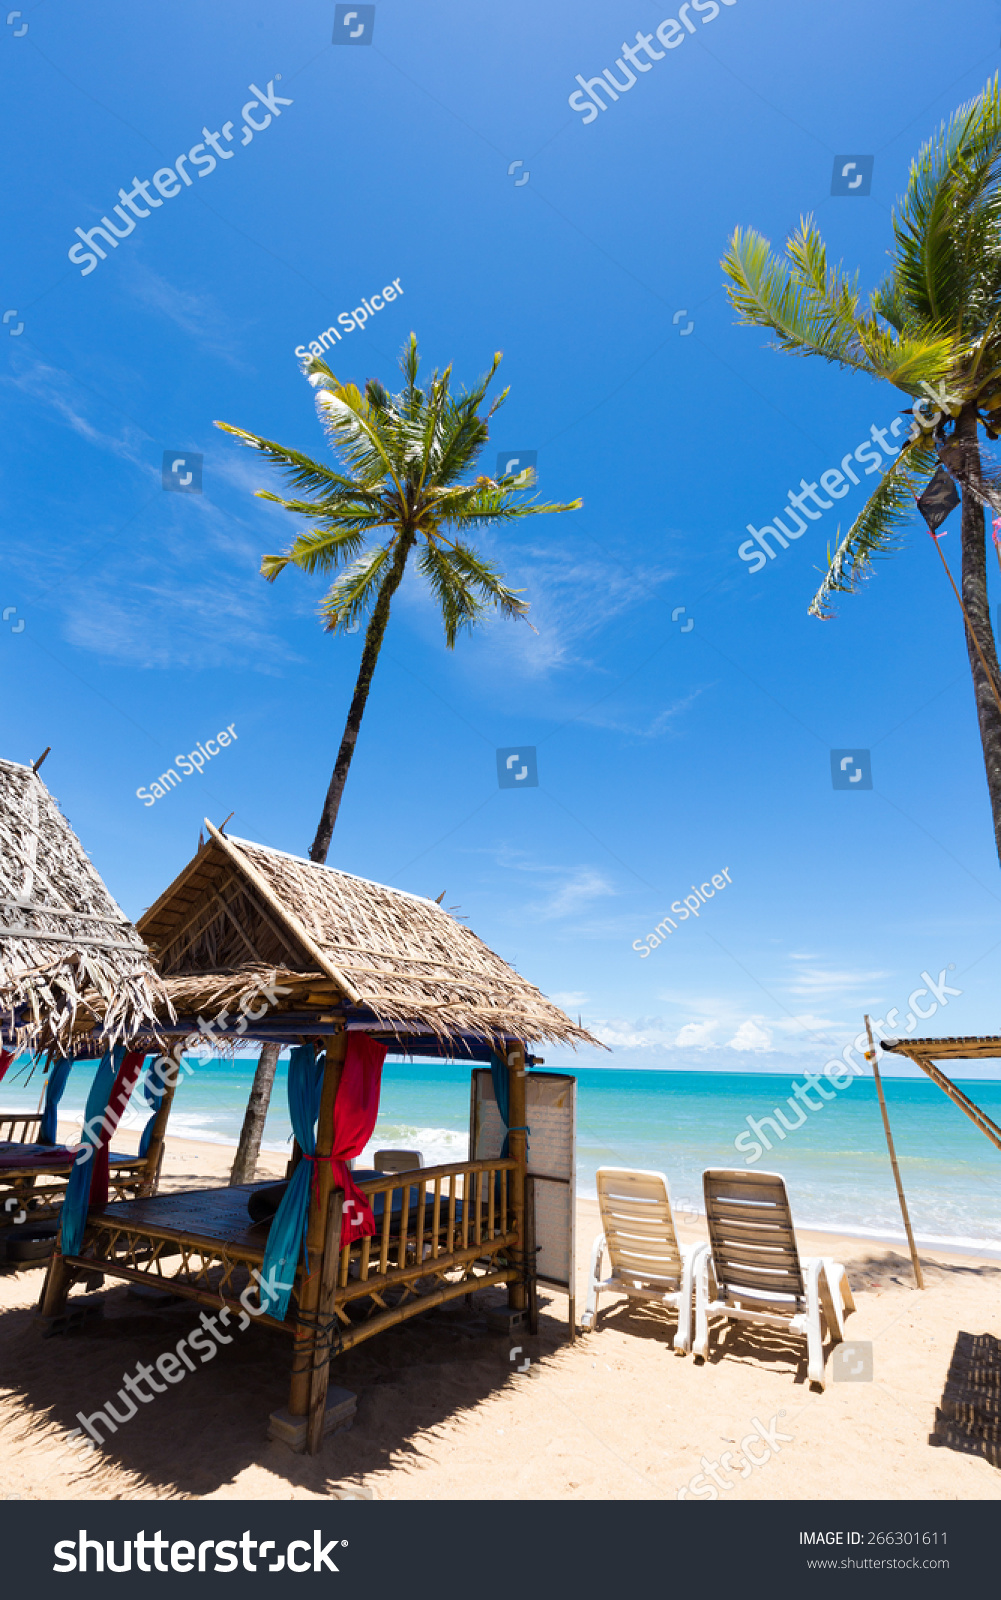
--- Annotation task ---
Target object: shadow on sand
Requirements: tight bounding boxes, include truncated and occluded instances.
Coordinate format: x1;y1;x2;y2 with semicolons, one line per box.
0;1265;573;1499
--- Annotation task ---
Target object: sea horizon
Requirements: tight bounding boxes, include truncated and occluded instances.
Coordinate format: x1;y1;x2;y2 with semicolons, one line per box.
4;1056;1000;1255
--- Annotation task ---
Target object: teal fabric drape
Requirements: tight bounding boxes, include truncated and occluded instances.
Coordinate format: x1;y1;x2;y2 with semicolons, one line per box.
259;1044;322;1322
138;1056;167;1159
59;1047;124;1257
39;1054;75;1144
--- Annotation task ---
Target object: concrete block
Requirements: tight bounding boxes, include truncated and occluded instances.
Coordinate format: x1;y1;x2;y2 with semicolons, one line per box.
268;1386;357;1452
36;1301;105;1338
486;1305;528;1334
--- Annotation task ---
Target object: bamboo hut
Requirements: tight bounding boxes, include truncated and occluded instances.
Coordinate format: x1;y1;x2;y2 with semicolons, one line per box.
39;820;601;1452
0;756;171;1247
0;755;166;1055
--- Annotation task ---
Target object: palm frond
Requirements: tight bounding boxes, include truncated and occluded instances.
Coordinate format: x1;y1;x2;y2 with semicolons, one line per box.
417;543;486;647
891;75;1001;333
318;544;398;632
723;220;954;389
260;522;371;583
213;422;348;497
808;438;939;619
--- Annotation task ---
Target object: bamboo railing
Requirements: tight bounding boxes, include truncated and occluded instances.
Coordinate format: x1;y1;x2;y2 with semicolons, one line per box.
325;1156;519;1354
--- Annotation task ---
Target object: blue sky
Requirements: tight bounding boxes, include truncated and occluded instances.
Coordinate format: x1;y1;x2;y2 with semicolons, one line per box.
5;0;1001;1076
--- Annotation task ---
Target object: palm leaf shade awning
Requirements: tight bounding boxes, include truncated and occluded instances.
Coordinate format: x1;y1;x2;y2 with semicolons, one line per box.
0;756;168;1054
136;822;603;1058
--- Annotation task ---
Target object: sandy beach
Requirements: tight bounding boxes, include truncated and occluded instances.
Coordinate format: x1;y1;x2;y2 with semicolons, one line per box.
0;1124;997;1502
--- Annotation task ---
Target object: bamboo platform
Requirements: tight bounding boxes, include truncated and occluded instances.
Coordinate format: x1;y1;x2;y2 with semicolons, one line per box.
1;1140;148;1235
51;1158;520;1347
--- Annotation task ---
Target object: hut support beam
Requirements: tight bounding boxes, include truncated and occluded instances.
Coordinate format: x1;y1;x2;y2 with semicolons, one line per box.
506;1039;528;1313
288;1030;346;1422
307;1187;344;1454
140;1080;177;1196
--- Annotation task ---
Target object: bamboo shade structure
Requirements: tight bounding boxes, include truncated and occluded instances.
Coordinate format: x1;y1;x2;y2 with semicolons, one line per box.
881;1035;1001;1154
136;820;603;1055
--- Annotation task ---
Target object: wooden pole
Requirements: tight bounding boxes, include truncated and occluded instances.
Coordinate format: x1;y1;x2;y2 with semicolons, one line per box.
864;1016;924;1290
38;1247;72;1318
288;1031;346;1417
139;1080;177;1197
307;1187;344;1455
507;1040;527;1313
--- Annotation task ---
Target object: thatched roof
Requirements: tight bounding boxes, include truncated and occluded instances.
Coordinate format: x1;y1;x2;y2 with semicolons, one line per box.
138;821;602;1055
0;757;168;1054
882;1036;1001;1059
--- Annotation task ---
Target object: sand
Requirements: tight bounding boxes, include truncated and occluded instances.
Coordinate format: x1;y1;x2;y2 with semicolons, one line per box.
1;1125;999;1501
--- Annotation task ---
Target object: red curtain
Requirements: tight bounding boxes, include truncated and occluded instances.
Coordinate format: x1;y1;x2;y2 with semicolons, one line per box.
328;1033;386;1245
0;1049;12;1087
87;1050;146;1211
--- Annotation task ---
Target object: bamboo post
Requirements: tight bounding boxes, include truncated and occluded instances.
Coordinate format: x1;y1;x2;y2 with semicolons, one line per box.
507;1040;528;1312
307;1187;344;1455
864;1016;924;1289
288;1030;346;1418
38;1247;72;1318
139;1079;177;1197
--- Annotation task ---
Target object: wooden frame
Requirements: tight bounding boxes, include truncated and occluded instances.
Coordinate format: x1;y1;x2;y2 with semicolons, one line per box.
34;1019;538;1456
41;1153;520;1432
1;1082;176;1239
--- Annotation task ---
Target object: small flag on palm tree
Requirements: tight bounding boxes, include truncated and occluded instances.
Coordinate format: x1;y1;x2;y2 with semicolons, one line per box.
917;465;960;533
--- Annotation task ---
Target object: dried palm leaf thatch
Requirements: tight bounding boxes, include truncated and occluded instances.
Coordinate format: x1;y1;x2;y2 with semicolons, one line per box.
0;757;171;1055
140;824;604;1053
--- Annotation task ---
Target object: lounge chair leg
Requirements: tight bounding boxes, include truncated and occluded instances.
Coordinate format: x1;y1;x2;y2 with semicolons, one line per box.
692;1249;711;1361
817;1259;846;1345
835;1261;855;1318
580;1232;605;1332
804;1259;826;1388
674;1243;706;1354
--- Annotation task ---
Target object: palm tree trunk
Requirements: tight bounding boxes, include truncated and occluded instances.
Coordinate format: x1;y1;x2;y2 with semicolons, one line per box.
309;530;415;864
229;1041;281;1186
956;407;1001;866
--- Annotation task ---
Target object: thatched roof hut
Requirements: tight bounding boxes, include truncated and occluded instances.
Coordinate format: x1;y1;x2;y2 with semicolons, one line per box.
138;820;601;1057
0;757;167;1055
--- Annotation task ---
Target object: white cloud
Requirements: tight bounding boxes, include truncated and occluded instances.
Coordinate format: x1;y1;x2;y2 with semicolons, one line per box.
123;263;249;368
785;958;890;999
674;1020;717;1047
726;1018;773;1053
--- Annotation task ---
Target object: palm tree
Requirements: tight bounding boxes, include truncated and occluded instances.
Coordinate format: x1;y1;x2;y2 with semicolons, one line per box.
217;334;581;863
216;336;580;1185
722;76;1001;863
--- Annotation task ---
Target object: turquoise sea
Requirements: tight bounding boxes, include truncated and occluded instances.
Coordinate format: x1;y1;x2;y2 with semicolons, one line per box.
4;1057;1001;1252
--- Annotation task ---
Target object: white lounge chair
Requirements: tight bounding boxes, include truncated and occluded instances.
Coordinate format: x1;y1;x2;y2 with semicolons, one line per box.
581;1167;700;1353
693;1168;855;1390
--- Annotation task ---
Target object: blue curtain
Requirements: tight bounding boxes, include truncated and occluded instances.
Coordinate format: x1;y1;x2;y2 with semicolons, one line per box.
38;1054;76;1144
489;1050;511;1158
138;1056;168;1159
59;1047;124;1258
259;1044;322;1322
